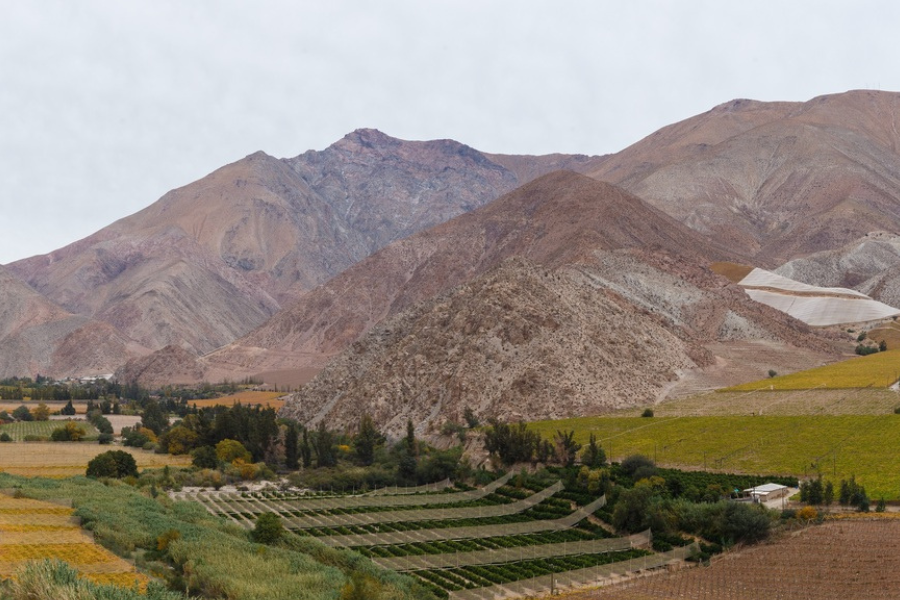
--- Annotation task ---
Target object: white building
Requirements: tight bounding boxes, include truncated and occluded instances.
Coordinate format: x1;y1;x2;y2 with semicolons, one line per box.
744;483;789;503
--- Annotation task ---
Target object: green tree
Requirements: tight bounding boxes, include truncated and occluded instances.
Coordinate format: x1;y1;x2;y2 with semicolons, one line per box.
11;405;32;421
483;419;540;465
313;421;336;468
250;512;283;545
353;414;383;466
216;438;252;463
824;480;835;506
191;445;219;469
141;400;168;435
60;400;76;415
581;433;606;468
31;402;50;421
554;430;581;467
50;422;85;442
284;422;299;470
612;480;656;533
301;428;312;468
160;425;200;455
86;450;138;478
621;454;657;481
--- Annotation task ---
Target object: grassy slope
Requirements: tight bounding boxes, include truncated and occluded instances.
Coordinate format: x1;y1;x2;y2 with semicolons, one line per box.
0;474;434;600
529;414;900;500
722;349;900;391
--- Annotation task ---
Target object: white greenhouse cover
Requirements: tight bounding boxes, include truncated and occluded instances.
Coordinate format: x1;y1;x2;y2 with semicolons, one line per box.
738;268;900;326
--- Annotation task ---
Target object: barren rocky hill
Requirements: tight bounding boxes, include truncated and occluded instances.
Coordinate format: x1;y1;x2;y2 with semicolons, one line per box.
0;266;146;378
280;248;839;438
196;171;740;382
7;131;601;371
775;231;900;309
589;90;900;263
249;173;841;435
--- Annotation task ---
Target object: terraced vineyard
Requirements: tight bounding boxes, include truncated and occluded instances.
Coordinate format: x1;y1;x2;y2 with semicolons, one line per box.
186;476;693;599
0;492;146;587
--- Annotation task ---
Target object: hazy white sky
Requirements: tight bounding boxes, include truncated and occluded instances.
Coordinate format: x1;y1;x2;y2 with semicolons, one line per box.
2;0;898;264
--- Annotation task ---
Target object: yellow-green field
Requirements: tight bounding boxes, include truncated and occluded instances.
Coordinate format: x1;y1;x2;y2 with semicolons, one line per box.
868;321;900;351
0;493;147;587
529;413;900;499
189;390;285;409
0;443;192;477
722;349;900;391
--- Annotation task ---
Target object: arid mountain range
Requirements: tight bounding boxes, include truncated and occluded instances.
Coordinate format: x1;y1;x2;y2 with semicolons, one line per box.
274;173;837;437
4;90;900;432
7;130;601;362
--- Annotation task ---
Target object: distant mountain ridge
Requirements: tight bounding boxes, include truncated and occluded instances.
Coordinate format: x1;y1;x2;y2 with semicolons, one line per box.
589;90;900;263
5;90;900;382
4;131;603;377
275;173;839;436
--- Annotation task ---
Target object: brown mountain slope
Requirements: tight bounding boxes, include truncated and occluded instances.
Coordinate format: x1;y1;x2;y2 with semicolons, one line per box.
0;266;145;378
279;248;839;438
588;90;900;263
8;131;600;366
199;170;741;380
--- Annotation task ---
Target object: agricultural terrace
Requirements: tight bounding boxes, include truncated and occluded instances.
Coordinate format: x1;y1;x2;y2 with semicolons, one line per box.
0;493;146;588
0;419;99;441
722;349;900;391
0;473;430;600
528;411;900;500
189;390;285;409
579;519;900;600
190;472;696;599
0;443;191;477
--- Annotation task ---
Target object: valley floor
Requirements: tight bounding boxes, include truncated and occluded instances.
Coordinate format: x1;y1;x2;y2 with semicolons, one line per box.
559;518;900;599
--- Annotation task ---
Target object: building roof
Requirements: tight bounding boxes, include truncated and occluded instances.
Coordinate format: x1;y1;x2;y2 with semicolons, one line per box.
744;483;788;494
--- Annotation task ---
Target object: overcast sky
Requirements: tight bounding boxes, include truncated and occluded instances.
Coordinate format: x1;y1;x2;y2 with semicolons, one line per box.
1;1;898;264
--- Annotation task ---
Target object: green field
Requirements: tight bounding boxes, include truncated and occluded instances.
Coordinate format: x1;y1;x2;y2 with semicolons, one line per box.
722;349;900;391
0;420;98;442
528;414;900;500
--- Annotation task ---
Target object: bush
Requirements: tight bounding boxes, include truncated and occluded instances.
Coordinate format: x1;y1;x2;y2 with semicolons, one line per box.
50;422;86;442
855;344;878;356
0;433;12;442
98;432;114;445
641;408;654;418
250;512;283;545
86;450;138;479
796;505;818;520
12;405;32;422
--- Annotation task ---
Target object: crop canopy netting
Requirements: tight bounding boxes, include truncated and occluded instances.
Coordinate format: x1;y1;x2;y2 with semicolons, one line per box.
373;529;648;571
317;495;607;547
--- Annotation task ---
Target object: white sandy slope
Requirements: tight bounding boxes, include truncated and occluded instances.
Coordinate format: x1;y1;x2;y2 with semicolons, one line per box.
738;268;899;326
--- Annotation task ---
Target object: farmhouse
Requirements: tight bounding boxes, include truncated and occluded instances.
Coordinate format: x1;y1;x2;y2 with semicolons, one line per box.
744;483;789;503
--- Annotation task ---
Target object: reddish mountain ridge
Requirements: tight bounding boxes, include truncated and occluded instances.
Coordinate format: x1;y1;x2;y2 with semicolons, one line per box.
0;266;147;377
272;173;839;436
5;131;602;375
195;171;739;379
590;90;900;263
